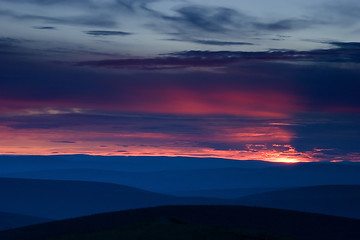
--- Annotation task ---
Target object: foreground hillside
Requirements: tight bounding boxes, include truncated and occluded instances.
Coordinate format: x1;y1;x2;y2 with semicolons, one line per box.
1;205;359;240
46;219;293;240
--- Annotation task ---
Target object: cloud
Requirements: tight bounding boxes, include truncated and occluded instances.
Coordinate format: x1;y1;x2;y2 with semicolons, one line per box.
144;5;254;39
1;0;158;13
75;42;360;70
0;45;359;160
85;30;132;36
33;26;56;30
168;38;254;46
143;3;326;41
312;1;360;26
1;108;358;161
51;140;77;144
75;55;237;69
18;13;118;27
2;40;358;119
0;109;297;155
0;7;118;27
327;41;360;49
290;114;360;154
0;37;21;47
253;19;316;31
162;6;244;33
0;37;36;57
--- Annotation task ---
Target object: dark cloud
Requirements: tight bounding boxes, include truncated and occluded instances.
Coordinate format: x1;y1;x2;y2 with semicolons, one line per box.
85;30;132;36
33;26;56;30
0;37;36;57
20;13;118;27
290;114;360;153
51;140;77;144
0;37;21;48
0;8;118;27
253;19;315;31
327;41;360;49
3;0;85;4
1;0;156;12
163;6;243;33
168;38;254;46
171;44;360;63
144;4;326;40
75;42;360;70
75;55;237;69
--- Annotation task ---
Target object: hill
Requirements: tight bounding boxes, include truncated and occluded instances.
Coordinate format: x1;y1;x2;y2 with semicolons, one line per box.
0;177;229;220
3;163;360;193
174;187;281;198
0;212;51;231
2;177;360;221
44;218;294;240
237;185;360;219
0;205;359;240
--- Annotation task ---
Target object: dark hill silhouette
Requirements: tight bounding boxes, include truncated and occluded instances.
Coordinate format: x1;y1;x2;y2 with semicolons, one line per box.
0;205;359;240
44;218;294;240
237;185;360;219
0;212;51;231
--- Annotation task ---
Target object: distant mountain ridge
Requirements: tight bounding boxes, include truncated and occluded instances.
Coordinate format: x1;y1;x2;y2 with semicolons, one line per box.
3;163;360;193
0;155;285;174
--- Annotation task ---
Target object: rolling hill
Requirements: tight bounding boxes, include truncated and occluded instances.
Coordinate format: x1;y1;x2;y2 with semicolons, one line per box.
173;187;281;198
1;205;359;240
2;177;360;222
3;163;360;193
0;212;51;231
0;177;230;220
237;185;360;219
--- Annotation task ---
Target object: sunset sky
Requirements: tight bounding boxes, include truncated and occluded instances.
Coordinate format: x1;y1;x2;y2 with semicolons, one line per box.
0;0;359;162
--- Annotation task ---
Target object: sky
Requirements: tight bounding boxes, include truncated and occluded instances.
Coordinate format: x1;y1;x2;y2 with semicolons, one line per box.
0;0;360;163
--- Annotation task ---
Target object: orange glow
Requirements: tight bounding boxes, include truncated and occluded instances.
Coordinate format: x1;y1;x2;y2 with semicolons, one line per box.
0;125;314;163
211;126;294;143
0;143;314;163
2;115;355;163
